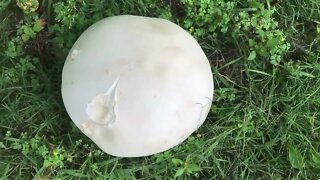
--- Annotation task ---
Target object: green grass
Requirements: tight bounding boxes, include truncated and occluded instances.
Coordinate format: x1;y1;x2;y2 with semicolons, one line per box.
1;0;320;179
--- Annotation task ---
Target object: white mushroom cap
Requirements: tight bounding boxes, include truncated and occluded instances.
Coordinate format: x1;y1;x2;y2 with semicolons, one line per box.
61;15;213;157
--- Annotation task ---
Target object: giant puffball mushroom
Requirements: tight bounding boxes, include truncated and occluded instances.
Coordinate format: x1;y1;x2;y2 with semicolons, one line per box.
61;15;214;157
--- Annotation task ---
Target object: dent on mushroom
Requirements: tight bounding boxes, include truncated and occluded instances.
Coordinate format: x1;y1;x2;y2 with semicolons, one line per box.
80;120;115;140
86;79;119;127
195;97;213;129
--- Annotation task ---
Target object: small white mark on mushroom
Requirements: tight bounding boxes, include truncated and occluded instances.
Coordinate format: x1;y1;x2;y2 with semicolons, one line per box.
70;49;81;60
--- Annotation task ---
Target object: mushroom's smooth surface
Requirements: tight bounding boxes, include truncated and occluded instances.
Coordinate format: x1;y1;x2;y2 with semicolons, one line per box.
61;15;214;157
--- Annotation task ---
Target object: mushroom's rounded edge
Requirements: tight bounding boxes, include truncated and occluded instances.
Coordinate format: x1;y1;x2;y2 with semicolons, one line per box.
61;15;214;158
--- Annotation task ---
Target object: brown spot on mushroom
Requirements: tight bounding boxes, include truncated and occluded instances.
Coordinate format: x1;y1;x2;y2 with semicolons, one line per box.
81;121;93;135
147;20;175;35
164;46;181;54
113;58;127;69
